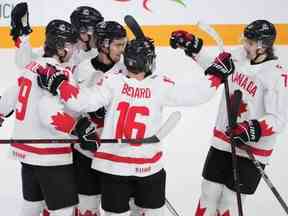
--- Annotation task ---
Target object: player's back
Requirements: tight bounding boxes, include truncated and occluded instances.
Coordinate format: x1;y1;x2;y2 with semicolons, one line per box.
10;58;73;166
92;73;179;177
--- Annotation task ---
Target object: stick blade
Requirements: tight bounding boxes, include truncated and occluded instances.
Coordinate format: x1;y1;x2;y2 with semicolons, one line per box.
156;111;182;140
124;15;145;39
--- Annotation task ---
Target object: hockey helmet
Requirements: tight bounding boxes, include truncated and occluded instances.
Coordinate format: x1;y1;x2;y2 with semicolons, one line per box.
70;6;104;33
244;20;276;48
124;37;156;75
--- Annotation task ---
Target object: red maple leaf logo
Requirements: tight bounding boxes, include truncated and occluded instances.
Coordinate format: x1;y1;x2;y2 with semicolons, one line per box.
259;120;275;136
51;112;75;134
208;75;222;89
58;81;79;102
195;201;206;216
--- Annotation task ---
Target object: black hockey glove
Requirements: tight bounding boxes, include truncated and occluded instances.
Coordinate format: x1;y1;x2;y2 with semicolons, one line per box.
37;64;68;96
72;117;101;151
205;52;235;82
10;2;32;41
0;109;14;127
88;107;106;120
170;30;203;57
227;120;262;145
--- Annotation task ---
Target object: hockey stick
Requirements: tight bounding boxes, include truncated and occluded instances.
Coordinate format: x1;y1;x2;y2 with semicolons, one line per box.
165;198;181;216
230;93;288;215
124;15;146;39
197;21;244;216
231;90;288;215
239;145;288;215
0;111;181;145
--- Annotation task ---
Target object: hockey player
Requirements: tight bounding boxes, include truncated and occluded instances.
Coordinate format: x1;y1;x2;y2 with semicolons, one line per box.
36;35;235;215
70;6;104;64
170;20;288;216
72;20;128;216
10;3;104;69
0;19;87;216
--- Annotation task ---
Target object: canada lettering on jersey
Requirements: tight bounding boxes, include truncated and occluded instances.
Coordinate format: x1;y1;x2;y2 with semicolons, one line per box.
231;71;258;97
121;83;151;99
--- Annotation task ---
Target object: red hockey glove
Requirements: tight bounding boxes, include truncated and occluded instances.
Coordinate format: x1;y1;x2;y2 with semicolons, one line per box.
72;117;101;151
228;120;262;145
170;30;203;57
37;64;68;96
205;52;235;82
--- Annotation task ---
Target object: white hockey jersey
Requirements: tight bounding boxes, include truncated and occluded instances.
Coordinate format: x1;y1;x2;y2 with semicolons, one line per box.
72;57;127;159
0;58;77;166
54;65;219;177
197;48;288;163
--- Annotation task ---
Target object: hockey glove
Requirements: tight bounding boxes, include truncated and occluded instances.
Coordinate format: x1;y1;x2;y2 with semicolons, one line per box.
228;120;262;145
0;109;14;127
88;107;106;120
170;30;203;57
72;117;101;151
205;52;235;82
37;64;68;96
10;2;32;41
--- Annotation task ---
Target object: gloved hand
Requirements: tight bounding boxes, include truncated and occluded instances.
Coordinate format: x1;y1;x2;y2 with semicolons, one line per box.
205;52;235;82
72;117;101;151
10;2;32;41
88;107;106;120
228;120;262;145
37;64;68;95
170;30;203;57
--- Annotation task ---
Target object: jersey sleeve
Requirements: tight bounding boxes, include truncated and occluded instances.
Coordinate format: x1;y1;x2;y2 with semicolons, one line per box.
57;76;113;113
0;84;18;116
14;35;40;69
194;47;214;70
37;94;76;135
257;70;288;136
161;64;219;106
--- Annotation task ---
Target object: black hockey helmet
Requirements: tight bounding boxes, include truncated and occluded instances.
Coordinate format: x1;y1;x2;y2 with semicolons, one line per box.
70;6;104;33
94;21;127;49
124;37;156;75
44;19;78;56
244;20;276;48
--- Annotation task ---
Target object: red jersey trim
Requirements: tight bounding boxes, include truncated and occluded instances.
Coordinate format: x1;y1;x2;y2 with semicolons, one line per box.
95;151;163;164
213;128;273;157
11;143;72;155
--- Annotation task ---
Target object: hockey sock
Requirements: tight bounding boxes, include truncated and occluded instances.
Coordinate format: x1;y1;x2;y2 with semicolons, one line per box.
19;200;44;216
77;194;101;216
217;186;246;216
195;179;224;216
